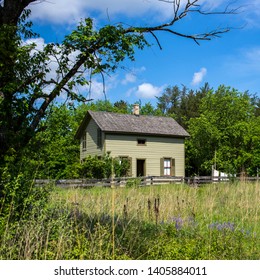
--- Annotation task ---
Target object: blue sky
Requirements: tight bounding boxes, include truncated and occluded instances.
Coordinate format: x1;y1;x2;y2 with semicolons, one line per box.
28;0;260;106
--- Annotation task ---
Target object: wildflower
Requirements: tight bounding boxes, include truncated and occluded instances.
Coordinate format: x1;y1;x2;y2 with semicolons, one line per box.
171;216;183;231
208;221;235;232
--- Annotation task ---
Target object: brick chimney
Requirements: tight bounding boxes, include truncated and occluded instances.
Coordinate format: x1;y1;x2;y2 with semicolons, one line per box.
133;104;140;116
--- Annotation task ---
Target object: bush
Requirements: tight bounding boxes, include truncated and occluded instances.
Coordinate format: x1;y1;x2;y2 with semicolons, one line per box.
78;154;130;179
80;155;112;179
0;162;51;230
114;158;131;177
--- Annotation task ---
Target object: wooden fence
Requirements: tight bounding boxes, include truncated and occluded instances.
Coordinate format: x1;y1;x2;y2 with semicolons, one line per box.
35;175;259;188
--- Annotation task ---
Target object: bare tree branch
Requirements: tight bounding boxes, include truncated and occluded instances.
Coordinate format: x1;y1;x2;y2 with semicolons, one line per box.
125;0;239;46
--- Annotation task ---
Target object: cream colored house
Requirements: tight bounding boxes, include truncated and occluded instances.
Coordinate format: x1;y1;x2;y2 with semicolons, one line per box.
75;107;189;177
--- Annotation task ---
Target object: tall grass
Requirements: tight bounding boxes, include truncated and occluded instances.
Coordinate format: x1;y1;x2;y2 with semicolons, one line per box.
0;182;259;259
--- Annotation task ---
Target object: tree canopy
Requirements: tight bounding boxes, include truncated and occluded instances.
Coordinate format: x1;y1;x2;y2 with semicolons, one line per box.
186;86;260;176
0;0;238;159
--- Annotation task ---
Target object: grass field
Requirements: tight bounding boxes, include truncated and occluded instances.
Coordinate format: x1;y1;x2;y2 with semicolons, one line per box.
0;181;259;259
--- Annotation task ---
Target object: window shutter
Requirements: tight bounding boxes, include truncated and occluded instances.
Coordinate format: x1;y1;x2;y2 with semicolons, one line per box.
97;128;102;148
128;157;132;177
171;158;176;176
82;133;87;151
160;158;164;176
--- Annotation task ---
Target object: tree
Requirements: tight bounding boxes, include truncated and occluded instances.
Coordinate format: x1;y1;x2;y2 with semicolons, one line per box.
0;0;238;160
25;104;80;179
140;102;163;116
156;83;210;128
186;86;259;176
114;100;130;114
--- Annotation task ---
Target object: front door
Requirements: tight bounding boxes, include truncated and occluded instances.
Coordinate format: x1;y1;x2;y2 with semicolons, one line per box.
136;159;146;177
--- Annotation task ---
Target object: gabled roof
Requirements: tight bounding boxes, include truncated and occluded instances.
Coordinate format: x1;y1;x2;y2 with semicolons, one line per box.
75;110;190;139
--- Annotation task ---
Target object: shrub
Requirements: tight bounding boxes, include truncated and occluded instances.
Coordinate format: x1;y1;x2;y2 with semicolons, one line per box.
0;163;51;232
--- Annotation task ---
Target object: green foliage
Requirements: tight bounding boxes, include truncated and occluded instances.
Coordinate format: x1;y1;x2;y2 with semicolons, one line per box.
156;83;209;128
186;86;260;176
80;155;112;179
0;162;51;228
114;100;130;114
77;154;131;179
114;158;131;177
23;104;80;179
140;102;163;116
64;19;148;73
0;11;149;158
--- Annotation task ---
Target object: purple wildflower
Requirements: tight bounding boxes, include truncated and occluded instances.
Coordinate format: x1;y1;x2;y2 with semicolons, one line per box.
171;216;184;231
208;221;236;232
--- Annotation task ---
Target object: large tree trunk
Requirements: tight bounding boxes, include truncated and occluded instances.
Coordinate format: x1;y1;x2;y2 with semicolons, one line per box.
0;0;36;26
0;1;36;159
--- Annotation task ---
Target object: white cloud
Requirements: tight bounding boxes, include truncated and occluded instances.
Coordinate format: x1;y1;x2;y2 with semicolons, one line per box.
29;0;247;23
121;66;146;85
85;73;121;100
122;73;137;85
29;0;87;24
28;0;257;27
191;67;207;86
136;83;164;98
29;0;174;24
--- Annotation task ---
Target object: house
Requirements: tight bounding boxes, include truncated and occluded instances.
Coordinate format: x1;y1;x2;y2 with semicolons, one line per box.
75;105;190;177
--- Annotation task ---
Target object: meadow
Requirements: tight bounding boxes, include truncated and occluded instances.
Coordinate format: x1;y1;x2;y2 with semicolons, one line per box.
0;181;259;260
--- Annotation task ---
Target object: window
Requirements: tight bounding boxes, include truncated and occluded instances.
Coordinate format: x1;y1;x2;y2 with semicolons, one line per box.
137;139;146;145
164;158;171;176
82;134;86;151
161;158;175;176
97;128;102;148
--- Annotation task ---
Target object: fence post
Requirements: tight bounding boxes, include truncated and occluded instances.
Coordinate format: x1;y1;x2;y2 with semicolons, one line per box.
110;175;115;188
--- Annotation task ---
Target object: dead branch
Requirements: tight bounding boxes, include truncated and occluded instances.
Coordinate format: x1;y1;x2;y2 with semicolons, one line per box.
126;0;240;45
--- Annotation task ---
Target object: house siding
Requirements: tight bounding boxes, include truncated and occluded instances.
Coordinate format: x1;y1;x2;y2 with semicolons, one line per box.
105;133;185;177
80;118;104;161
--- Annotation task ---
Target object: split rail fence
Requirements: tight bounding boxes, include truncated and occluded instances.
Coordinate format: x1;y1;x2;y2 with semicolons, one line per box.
35;175;259;188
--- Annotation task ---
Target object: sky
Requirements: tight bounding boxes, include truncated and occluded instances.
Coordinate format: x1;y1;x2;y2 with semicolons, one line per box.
27;0;260;106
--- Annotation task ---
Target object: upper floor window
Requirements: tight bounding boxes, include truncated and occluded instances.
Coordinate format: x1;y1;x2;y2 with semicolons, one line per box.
137;139;146;145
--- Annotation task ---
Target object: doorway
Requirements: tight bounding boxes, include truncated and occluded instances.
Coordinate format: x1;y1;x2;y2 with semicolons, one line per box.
136;159;146;177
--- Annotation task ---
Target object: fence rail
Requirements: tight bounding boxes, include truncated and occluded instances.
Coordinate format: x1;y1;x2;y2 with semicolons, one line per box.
35;175;259;188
